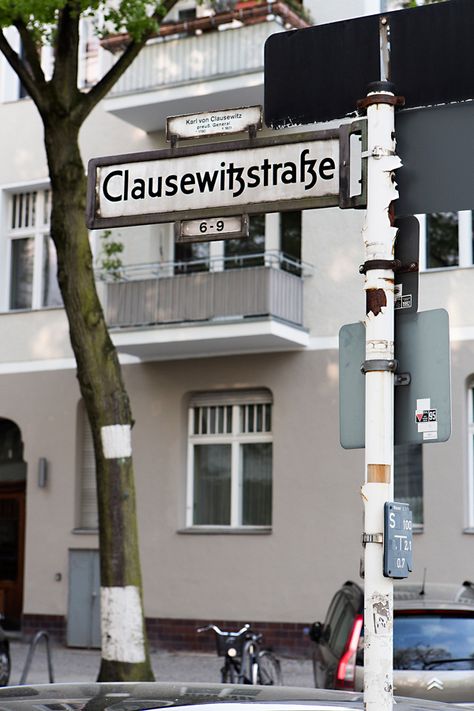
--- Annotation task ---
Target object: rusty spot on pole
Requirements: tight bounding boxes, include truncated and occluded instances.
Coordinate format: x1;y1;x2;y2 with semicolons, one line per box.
367;464;390;483
366;288;387;316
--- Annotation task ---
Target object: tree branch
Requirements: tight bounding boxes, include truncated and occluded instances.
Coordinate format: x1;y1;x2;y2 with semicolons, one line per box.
15;18;46;86
73;37;145;123
0;27;47;111
73;0;180;124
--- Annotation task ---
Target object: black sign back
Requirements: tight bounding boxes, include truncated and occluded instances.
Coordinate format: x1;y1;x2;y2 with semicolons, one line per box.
265;0;474;127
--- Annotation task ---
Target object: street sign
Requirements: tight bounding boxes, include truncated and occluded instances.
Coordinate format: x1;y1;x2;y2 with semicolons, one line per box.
383;502;413;579
166;106;262;141
339;309;451;448
86;125;366;230
175;215;249;243
396;101;474;217
394;216;419;316
395;309;451;446
264;0;474;127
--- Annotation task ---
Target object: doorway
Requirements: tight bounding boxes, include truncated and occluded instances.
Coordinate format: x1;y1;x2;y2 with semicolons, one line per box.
67;549;101;648
0;419;26;630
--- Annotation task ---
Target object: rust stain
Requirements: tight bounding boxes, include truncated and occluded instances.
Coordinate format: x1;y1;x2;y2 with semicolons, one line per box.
367;464;390;483
366;288;387;316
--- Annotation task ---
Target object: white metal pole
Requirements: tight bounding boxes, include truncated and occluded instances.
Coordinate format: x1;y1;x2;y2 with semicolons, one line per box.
360;82;401;711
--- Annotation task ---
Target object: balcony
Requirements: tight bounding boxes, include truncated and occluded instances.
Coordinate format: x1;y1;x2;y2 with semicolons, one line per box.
102;4;306;132
101;253;312;360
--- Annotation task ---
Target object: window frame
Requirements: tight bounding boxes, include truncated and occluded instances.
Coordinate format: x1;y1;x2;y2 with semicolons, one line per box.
3;184;61;312
185;392;273;530
467;385;474;530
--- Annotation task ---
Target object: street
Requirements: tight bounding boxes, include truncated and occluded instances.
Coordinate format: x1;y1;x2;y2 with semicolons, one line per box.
8;640;314;688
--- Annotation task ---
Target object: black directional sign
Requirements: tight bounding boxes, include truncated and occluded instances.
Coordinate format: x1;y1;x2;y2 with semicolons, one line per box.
396;101;474;217
265;0;474;127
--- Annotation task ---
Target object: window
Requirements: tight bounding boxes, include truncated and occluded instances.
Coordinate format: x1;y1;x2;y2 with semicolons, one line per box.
7;189;61;310
187;390;273;528
325;592;355;658
174;240;209;274
78;408;98;530
224;214;265;269
280;210;302;275
394;443;423;526
421;210;473;270
178;7;197;21
426;212;459;268
393;613;474;670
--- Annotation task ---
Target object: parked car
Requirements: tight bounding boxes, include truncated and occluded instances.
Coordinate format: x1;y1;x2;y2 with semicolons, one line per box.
0;619;10;686
309;580;474;704
0;681;467;711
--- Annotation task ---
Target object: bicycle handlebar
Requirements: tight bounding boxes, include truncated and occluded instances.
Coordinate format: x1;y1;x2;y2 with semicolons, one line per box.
197;623;251;637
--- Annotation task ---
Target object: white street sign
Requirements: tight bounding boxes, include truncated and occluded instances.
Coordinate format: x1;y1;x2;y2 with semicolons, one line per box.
166;106;262;141
176;215;249;242
87;125;365;230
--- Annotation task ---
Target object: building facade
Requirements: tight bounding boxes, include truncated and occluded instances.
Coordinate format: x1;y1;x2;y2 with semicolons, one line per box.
0;0;473;657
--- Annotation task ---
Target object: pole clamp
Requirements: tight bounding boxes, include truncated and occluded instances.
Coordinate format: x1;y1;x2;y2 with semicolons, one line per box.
357;94;405;111
359;259;401;274
361;359;397;374
362;533;383;546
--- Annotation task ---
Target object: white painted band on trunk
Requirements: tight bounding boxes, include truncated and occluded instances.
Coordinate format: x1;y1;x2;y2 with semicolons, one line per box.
101;585;146;663
101;424;132;459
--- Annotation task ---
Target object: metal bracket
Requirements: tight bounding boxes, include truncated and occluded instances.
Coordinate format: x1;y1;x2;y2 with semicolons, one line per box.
248;124;257;140
339;118;368;210
362;533;383;546
359;259;401;274
397;260;419;274
361;359;397;374
395;372;411;386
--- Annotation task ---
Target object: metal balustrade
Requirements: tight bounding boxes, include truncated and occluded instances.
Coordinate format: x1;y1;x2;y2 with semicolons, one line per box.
109;20;285;96
100;253;312;329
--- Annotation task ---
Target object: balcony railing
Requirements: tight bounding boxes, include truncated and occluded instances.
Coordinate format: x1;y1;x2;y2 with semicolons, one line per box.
108;19;285;97
101;253;312;329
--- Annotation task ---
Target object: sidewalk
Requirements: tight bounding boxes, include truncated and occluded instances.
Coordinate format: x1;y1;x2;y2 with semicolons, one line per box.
8;640;314;688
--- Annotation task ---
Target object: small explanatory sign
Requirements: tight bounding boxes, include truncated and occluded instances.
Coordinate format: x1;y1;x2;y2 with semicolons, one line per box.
383;502;413;579
167;106;263;141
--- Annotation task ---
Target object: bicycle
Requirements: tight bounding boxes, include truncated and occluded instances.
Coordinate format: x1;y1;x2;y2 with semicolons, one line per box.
197;623;282;685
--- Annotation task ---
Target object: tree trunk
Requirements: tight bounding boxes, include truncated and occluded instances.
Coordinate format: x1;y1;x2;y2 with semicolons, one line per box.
44;117;154;682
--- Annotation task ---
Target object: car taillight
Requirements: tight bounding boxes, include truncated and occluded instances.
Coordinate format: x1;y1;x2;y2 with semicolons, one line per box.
335;614;363;690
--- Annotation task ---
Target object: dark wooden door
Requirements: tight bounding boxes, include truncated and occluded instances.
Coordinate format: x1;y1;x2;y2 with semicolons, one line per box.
0;488;25;628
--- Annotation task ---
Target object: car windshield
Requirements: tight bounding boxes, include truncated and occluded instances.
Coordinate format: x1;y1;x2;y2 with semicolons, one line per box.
393;613;474;670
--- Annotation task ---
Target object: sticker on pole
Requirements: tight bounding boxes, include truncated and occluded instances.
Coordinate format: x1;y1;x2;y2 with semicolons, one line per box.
415;398;438;440
383;502;413;579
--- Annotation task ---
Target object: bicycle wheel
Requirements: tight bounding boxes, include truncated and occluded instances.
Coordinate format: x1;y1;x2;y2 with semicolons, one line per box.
240;640;255;684
0;646;10;687
221;661;238;684
257;650;283;685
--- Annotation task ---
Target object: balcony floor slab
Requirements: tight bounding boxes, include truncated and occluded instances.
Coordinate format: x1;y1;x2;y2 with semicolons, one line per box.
110;317;308;360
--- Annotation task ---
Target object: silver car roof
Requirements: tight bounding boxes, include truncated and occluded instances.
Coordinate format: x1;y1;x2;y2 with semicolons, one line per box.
394;582;474;611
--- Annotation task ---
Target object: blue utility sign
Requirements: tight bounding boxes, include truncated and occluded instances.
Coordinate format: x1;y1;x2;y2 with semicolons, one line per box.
383;502;413;579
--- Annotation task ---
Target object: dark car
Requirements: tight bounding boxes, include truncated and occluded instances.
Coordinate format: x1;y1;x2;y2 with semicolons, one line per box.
309;580;474;704
0;619;10;686
0;681;467;711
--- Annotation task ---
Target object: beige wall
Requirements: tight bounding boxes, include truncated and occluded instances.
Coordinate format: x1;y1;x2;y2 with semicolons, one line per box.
0;368;82;615
0;309;72;364
3;338;473;626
